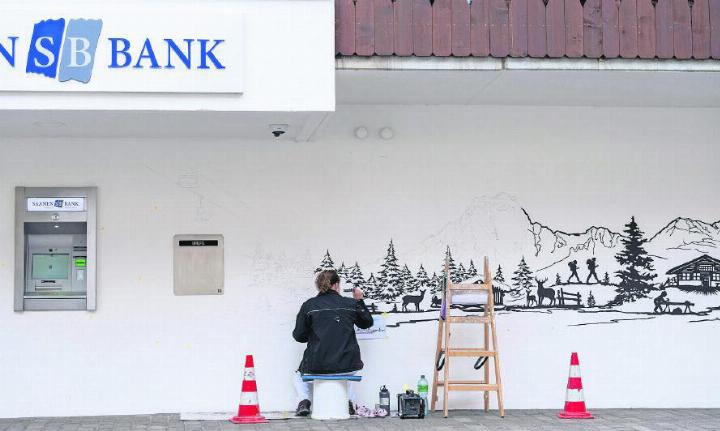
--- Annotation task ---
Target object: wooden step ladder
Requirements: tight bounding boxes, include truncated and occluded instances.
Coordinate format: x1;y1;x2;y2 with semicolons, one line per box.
431;255;504;417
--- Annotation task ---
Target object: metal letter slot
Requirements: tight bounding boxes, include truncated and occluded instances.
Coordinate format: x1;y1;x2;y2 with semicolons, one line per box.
173;234;224;296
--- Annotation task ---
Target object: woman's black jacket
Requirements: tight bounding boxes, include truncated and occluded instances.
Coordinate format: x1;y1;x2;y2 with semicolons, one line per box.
293;290;374;374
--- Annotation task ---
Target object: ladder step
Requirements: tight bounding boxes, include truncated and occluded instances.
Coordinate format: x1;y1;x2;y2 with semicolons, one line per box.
436;380;488;385
436;381;500;391
449;283;491;291
447;349;496;357
449;383;499;392
447;315;491;324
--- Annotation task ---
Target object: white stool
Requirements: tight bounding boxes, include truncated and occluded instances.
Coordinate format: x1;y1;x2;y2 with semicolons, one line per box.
302;375;362;420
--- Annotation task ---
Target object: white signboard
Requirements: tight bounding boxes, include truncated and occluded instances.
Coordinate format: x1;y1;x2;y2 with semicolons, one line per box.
356;315;387;340
27;197;86;212
0;4;243;94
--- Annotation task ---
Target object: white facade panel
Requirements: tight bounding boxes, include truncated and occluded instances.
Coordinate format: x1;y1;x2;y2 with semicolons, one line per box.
0;105;718;417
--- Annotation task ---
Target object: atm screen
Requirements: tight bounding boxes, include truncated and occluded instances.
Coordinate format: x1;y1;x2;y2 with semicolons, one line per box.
32;254;70;280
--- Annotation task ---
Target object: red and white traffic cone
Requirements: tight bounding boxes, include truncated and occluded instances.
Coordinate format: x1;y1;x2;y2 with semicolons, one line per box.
558;352;594;419
230;355;268;424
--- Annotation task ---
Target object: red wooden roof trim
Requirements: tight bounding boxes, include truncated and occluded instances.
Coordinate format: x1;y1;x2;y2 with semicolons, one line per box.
336;0;720;59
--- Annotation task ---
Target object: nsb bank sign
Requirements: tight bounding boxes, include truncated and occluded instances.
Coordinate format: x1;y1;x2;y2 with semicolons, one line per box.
0;6;243;94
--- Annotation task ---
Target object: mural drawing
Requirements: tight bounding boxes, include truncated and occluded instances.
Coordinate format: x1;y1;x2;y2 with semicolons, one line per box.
314;200;720;330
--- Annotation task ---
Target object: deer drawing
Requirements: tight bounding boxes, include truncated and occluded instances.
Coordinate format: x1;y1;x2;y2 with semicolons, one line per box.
526;293;537;308
402;289;426;312
536;278;556;306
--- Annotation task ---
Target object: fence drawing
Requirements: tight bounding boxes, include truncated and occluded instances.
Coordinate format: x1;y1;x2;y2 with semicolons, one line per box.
557;288;582;307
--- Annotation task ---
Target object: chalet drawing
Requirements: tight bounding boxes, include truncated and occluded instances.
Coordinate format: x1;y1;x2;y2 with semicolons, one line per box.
666;255;720;291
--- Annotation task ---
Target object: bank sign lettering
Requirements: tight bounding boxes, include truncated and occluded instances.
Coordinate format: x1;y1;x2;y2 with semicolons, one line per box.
27;197;87;212
0;8;241;94
1;18;225;84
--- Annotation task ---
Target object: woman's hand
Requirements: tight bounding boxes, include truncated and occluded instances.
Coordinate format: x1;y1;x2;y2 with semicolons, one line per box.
353;287;364;300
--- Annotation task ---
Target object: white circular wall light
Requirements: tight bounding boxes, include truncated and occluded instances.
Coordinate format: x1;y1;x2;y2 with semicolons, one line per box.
379;127;394;140
354;126;369;139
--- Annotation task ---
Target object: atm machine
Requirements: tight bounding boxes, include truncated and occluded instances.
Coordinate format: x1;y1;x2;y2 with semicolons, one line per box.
14;187;97;311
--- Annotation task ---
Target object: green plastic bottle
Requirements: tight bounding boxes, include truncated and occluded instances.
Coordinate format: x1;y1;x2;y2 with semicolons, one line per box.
417;375;429;416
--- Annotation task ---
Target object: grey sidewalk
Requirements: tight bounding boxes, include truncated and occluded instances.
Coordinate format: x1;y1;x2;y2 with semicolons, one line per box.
1;410;719;431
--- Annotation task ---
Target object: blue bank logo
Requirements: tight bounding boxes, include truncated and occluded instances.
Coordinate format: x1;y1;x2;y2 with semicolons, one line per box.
26;18;103;83
54;199;64;208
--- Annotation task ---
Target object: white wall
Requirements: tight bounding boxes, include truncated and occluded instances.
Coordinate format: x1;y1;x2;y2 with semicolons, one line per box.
0;105;719;418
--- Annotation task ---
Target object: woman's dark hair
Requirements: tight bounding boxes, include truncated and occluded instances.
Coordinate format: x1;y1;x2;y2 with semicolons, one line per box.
315;270;340;293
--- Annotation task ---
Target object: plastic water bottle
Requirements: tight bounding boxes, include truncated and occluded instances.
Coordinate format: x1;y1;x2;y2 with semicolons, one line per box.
417;375;429;416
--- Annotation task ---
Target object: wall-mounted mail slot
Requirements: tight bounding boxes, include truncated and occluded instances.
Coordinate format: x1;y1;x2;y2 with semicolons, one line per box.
173;234;224;296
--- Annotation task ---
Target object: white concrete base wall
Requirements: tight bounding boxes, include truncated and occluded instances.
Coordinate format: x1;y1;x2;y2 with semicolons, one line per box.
0;105;718;417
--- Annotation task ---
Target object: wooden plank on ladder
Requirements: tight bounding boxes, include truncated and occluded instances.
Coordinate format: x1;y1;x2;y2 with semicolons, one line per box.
431;316;443;411
443;289;451;417
449;383;499;391
484;257;492;412
492;318;505;417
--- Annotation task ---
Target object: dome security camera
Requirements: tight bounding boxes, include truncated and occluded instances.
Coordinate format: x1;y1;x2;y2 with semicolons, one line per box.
270;124;289;138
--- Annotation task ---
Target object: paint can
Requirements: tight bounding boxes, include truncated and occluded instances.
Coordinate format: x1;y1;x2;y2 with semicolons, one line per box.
379;385;390;416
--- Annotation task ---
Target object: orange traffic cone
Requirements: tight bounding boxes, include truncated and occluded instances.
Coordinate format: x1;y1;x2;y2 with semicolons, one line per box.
230;355;268;424
558;352;594;419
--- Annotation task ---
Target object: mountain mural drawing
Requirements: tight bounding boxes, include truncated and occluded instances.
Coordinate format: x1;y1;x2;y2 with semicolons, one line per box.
315;201;720;328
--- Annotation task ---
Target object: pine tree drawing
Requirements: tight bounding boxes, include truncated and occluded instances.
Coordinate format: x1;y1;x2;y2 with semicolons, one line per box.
430;272;441;296
468;260;478;278
348;262;365;288
401;264;416;293
378;240;403;302
603;272;610;285
495;265;505;284
512;257;534;295
337;262;349;280
415;265;430;291
614;216;657;304
315;250;335;272
555;273;562;286
443;247;460;282
587;291;596;307
366;273;382;301
457;263;467;281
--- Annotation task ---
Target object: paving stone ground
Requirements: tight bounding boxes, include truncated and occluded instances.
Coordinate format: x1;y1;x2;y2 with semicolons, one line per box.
1;410;719;431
